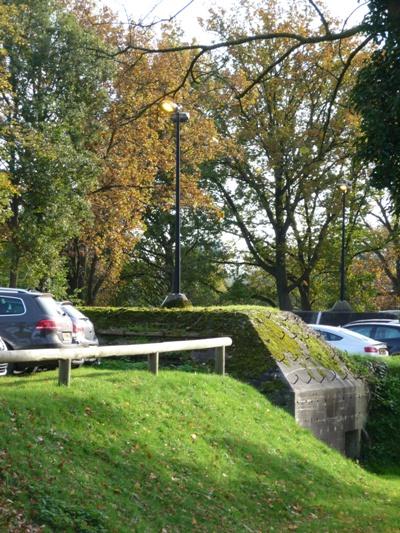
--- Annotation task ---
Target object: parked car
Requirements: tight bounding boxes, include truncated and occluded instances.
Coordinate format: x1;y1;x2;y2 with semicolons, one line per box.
379;309;400;319
309;324;389;356
0;288;74;373
0;336;7;376
59;301;99;347
344;320;400;355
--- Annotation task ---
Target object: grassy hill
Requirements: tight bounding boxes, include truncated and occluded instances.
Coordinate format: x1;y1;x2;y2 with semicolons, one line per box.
0;362;399;532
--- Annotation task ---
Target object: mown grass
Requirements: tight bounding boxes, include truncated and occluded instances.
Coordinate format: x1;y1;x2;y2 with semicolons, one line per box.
0;362;400;532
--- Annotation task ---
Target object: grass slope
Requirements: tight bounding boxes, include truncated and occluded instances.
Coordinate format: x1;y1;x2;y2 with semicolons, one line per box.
0;363;399;532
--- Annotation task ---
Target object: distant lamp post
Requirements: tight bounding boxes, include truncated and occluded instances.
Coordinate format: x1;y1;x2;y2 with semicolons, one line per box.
160;99;191;308
331;179;352;312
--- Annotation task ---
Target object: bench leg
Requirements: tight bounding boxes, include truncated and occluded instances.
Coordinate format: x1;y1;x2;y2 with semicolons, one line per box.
148;353;159;375
58;359;71;386
215;346;225;376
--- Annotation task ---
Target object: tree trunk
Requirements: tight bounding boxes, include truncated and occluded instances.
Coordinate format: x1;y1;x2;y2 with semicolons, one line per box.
67;239;87;296
393;255;400;295
388;0;400;26
9;259;18;288
8;195;20;288
85;255;98;305
275;236;292;310
275;265;292;310
274;168;292;311
298;275;312;310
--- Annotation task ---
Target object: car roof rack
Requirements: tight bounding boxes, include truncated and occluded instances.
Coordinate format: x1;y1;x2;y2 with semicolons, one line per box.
0;287;44;295
0;288;28;293
345;319;399;325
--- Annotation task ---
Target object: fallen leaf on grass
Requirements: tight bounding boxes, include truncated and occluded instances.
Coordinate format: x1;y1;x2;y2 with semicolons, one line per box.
291;504;303;514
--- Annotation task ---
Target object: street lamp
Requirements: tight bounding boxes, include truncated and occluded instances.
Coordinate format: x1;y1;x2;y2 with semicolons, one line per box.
160;99;191;308
338;179;351;305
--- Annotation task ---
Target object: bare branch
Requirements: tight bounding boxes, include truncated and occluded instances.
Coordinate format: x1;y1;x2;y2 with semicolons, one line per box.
307;0;331;35
237;42;303;99
319;34;373;153
118;24;365;57
129;0;196;31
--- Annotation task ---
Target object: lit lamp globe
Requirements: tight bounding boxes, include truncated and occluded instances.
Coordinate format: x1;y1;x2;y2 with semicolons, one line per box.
160;99;178;114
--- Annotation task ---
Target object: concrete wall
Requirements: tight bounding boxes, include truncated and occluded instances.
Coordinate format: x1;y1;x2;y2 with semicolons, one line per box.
277;360;369;457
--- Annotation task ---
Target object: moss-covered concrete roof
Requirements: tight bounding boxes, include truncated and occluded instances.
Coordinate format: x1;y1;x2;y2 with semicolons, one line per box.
82;305;348;380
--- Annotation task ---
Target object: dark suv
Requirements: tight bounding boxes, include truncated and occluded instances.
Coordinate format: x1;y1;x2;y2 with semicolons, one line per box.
0;288;74;372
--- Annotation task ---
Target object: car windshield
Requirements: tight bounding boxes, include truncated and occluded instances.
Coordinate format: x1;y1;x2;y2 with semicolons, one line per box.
347;325;373;337
61;305;86;319
36;295;65;316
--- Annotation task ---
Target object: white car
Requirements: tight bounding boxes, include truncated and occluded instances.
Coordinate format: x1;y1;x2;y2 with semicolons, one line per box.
0;336;7;376
309;324;389;356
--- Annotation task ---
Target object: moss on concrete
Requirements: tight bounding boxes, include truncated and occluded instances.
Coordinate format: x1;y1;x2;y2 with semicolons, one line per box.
82;305;347;380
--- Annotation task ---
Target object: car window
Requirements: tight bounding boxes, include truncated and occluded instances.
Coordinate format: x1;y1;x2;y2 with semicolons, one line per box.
326;332;342;341
347;325;373;337
375;326;400;340
315;329;342;341
0;296;25;315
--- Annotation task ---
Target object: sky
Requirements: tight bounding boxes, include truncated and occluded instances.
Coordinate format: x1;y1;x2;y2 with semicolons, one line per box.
103;0;369;38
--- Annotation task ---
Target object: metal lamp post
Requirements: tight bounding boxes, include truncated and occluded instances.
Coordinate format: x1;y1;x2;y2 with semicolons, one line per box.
160;99;191;308
330;179;352;312
337;179;352;308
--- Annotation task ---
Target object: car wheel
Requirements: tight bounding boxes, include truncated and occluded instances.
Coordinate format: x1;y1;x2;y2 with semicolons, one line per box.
3;340;41;375
23;366;39;374
7;361;38;376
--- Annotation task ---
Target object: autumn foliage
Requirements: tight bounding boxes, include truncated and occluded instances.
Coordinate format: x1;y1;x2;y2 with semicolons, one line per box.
0;0;399;310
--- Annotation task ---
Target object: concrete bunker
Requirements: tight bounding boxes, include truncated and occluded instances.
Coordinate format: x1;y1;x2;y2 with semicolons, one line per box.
85;305;370;458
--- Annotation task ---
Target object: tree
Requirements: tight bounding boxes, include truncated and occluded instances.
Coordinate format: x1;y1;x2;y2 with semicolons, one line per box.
0;0;113;292
350;193;400;309
122;0;370;106
0;3;15;93
0;4;18;225
63;16;219;304
201;0;365;310
114;206;229;306
352;0;400;210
